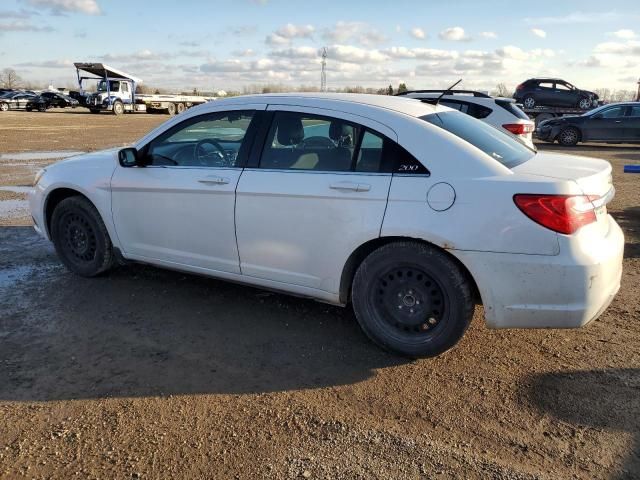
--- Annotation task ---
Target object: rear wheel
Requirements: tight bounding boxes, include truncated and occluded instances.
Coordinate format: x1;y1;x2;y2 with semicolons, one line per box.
176;103;185;114
37;104;47;112
351;241;474;358
558;127;580;146
0;102;8;112
523;95;536;109
166;103;176;115
51;196;115;277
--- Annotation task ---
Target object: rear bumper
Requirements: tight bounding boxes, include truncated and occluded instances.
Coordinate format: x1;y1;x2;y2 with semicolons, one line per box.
452;217;624;329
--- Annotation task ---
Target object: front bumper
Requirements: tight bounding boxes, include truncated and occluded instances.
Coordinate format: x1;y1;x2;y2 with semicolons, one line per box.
535;124;562;142
28;184;49;240
452;217;624;329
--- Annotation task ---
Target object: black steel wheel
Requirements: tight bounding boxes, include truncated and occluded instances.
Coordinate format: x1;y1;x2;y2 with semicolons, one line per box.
352;241;474;358
51;196;115;277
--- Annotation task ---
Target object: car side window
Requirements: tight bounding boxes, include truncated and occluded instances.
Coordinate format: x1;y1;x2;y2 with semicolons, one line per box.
555;83;571;91
145;110;255;168
260;112;362;171
627;106;640;117
599;107;625;119
539;82;554;89
356;131;384;172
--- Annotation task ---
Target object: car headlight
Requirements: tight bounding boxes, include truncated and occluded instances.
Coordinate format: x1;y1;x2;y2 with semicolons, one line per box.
33;168;46;186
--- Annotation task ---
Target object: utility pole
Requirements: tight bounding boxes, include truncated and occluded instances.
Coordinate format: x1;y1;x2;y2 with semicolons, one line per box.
320;47;327;92
636;78;640;101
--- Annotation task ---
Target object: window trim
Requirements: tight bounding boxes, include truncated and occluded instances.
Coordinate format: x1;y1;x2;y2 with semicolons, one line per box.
138;109;259;169
254;110;392;174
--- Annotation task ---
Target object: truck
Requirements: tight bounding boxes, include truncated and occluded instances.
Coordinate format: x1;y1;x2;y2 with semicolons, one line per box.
74;62;213;115
520;106;598;128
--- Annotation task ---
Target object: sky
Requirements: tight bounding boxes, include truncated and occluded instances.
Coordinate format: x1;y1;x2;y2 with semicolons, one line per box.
0;0;639;93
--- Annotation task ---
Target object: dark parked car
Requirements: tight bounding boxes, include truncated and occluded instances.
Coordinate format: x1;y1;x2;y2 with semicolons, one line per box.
40;91;80;108
0;92;48;112
514;78;599;110
537;102;640;146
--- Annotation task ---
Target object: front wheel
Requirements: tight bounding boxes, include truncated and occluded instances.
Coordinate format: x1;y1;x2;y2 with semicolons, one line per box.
51;196;115;277
578;97;592;109
558;127;580;146
112;101;124;115
0;103;8;112
352;242;474;358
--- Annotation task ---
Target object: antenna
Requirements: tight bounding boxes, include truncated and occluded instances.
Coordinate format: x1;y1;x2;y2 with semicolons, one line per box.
320;47;327;92
435;79;462;105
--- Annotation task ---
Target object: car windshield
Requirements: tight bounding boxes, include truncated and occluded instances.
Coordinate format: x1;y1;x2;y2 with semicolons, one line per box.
97;80;120;92
421;111;535;169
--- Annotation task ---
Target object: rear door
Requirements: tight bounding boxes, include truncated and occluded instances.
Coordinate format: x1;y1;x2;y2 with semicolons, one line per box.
235;106;394;293
536;81;556;105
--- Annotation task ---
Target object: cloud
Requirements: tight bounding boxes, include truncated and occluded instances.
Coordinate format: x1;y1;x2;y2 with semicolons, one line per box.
266;23;314;46
410;27;426;40
524;10;631;25
17;59;74;68
0;8;34;19
593;40;640;55
326;44;388;63
232;48;255;57
23;0;101;15
610;29;636;39
479;31;497;39
322;21;387;47
438;27;470;42
0;20;53;33
179;41;200;47
269;46;318;59
383;47;458;60
531;28;546;38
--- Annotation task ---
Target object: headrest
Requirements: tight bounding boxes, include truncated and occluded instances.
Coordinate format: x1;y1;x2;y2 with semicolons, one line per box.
277;115;304;146
329;121;353;141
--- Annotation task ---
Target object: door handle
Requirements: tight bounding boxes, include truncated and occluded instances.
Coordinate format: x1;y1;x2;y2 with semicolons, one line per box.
330;181;370;192
198;176;230;185
614;120;622;123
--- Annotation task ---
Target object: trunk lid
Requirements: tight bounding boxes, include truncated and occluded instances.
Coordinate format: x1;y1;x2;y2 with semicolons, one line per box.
512;152;615;234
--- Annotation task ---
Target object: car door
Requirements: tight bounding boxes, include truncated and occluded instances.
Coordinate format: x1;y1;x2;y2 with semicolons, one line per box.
13;94;27;109
554;81;578;107
585;105;627;141
624;105;640;141
235;107;394;293
535;81;555;105
111;105;266;273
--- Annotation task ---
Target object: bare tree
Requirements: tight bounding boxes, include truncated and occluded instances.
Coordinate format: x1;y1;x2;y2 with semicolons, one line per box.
492;83;512;98
0;68;23;89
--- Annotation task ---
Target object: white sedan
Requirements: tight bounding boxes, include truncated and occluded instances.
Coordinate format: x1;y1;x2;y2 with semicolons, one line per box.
29;93;624;357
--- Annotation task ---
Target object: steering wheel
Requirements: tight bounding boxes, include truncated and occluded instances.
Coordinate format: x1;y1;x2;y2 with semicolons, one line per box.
299;136;335;149
195;139;228;166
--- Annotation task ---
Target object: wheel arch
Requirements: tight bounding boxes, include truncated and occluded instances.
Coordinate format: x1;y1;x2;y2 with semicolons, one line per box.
339;236;482;306
44;187;94;238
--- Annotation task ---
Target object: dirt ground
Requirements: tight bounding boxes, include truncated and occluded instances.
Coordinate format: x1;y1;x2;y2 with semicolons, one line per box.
0;110;639;479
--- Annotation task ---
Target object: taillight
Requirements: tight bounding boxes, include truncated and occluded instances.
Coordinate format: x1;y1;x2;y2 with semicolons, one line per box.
513;194;599;234
515;83;524;91
503;123;534;135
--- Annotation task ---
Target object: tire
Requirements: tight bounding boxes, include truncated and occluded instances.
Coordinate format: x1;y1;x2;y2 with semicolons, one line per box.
558;127;580;146
176;103;185;114
0;102;8;112
351;241;474;358
166;103;176;115
112;100;124;115
37;104;46;112
25;106;32;112
51;196;115;277
578;97;592;109
522;96;536;109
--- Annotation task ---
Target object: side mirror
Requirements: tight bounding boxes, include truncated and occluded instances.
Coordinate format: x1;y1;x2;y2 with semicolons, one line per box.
118;147;141;167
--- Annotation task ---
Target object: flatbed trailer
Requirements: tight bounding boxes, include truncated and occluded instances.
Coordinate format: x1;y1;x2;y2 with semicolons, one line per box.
137;93;214;115
521;106;593;127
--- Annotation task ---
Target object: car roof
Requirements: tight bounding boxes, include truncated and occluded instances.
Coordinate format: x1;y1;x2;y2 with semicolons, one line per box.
209;92;441;118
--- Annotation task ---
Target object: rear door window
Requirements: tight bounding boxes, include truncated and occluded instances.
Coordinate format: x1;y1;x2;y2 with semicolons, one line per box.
600;107;625;119
495;100;530;120
627;106;640;117
421;111;535;168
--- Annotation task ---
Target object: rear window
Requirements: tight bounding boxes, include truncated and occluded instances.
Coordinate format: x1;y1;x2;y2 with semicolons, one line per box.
495;100;530;120
421;111;535;169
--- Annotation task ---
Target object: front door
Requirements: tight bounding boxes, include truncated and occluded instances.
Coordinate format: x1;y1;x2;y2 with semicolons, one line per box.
235;107;393;294
111;106;264;273
586;105;627;141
